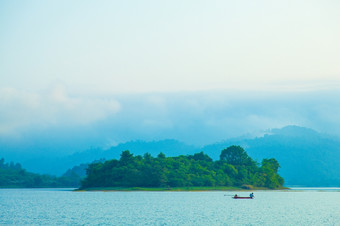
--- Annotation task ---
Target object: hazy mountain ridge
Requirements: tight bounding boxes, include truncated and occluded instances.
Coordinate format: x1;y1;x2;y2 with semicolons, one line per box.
1;126;339;186
10;139;200;175
203;126;340;186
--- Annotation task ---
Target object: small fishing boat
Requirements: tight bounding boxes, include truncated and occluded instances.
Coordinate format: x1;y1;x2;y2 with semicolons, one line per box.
232;196;254;199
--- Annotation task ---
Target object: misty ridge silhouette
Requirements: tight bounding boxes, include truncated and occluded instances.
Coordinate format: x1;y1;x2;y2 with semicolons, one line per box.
1;125;339;187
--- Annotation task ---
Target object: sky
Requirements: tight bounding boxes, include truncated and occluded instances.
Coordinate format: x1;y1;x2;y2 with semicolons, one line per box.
1;1;340;155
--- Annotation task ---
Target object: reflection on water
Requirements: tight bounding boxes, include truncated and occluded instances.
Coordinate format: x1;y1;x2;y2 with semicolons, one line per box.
0;188;339;225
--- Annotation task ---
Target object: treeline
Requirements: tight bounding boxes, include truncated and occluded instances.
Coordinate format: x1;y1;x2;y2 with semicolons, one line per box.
0;158;82;188
81;146;284;189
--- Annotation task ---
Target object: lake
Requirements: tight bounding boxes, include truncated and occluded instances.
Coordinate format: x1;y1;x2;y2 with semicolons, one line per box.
1;188;339;225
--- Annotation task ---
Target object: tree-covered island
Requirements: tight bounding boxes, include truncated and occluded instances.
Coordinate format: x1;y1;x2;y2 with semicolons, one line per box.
80;146;285;190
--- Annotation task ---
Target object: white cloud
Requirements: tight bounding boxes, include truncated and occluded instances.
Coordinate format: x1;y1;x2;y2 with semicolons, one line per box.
0;85;121;135
1;87;340;146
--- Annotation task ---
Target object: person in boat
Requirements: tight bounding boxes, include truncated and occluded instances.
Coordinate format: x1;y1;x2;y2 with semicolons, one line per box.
250;192;254;199
234;194;238;198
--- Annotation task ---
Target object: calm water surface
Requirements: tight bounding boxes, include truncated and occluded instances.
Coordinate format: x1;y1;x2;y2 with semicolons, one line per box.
1;188;339;225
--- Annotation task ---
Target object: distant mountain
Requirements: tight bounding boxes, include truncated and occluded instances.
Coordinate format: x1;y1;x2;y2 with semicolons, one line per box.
67;126;340;186
202;126;340;186
2;126;339;186
19;139;201;175
0;158;79;188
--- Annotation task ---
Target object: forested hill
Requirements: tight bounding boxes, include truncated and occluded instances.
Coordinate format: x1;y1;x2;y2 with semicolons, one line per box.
81;146;284;189
3;126;337;186
8;139;199;176
0;158;83;188
202;126;340;186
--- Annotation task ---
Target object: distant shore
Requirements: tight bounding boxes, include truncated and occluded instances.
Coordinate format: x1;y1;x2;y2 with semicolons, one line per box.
75;186;289;192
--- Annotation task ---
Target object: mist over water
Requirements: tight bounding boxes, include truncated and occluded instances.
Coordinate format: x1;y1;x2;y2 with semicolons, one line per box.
1;1;340;224
1;0;340;158
1;90;340;159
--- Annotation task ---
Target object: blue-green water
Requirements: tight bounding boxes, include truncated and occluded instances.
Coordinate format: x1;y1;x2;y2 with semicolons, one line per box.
1;188;339;225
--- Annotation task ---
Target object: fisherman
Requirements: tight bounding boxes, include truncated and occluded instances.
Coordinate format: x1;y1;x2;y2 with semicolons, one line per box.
234;194;238;198
250;192;254;199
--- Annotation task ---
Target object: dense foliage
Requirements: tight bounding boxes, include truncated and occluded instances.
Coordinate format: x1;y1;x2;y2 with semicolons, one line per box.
203;126;340;186
81;146;284;189
0;158;80;188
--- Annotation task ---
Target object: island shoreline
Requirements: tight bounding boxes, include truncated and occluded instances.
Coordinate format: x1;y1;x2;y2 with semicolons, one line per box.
75;186;289;192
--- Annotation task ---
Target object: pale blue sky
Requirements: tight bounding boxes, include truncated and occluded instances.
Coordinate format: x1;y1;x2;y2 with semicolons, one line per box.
1;1;340;150
1;0;339;93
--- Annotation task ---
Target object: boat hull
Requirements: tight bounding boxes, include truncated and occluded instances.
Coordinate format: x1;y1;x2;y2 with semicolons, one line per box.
232;197;253;199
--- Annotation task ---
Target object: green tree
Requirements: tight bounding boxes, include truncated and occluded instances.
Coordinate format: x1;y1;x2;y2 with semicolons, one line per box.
80;146;284;189
157;152;166;158
220;145;253;166
260;158;284;189
262;158;280;173
120;150;134;166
